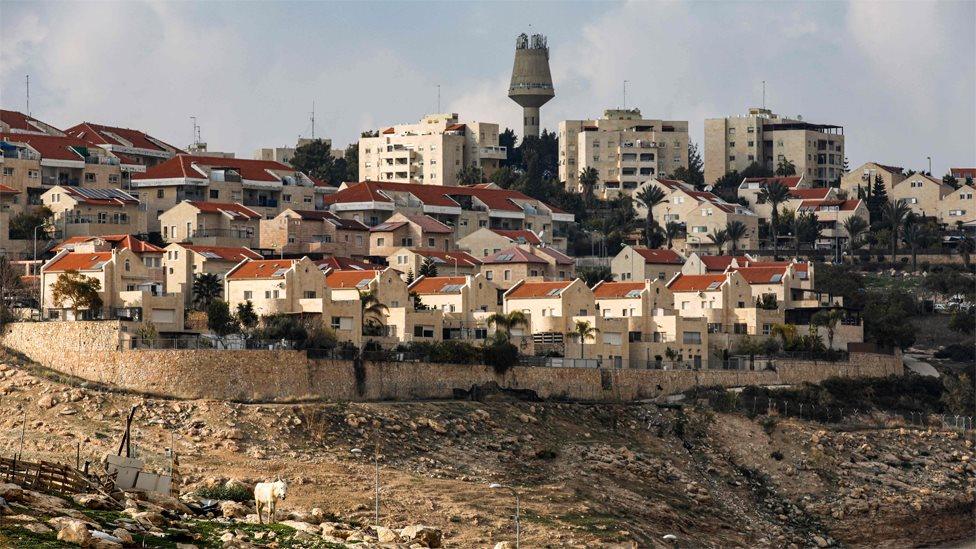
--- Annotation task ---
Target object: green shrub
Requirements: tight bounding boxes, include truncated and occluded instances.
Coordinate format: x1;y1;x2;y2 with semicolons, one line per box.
195;483;252;502
483;339;519;375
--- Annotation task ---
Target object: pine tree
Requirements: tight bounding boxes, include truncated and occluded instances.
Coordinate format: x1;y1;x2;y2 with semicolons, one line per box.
867;174;889;226
405;270;414;285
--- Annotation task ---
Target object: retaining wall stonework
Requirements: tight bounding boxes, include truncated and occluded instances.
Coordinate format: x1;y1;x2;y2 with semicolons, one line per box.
0;322;903;403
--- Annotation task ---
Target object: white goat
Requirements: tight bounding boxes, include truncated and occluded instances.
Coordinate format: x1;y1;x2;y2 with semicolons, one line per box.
254;479;287;524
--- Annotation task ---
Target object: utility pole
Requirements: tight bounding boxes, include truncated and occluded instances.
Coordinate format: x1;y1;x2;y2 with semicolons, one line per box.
25;75;30;116
762;80;766;109
437;84;441;113
311;101;316;139
926;156;932;175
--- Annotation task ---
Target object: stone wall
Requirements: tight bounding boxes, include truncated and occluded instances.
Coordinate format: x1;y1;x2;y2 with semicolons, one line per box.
0;321;903;403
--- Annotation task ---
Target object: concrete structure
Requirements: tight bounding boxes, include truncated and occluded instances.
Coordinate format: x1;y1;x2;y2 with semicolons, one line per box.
42;186;147;238
259;209;368;257
253;138;341;166
949;168;975;186
611;246;685;282
508;33;554;138
637;178;759;254
39;248;183;331
456;227;542;257
480;245;574;289
559;109;689;196
159;201;261;247
324;180;574;251
704;107;845;186
387;248;482;278
162;243;262;305
358;113;505;186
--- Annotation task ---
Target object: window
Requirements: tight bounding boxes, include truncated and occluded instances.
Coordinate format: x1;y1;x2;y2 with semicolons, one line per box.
377;237;385;246
303;291;316;299
485;271;493;280
332;316;353;330
578;309;587;316
729;155;736;161
244;291;253;300
733;323;747;334
503;270;511;281
682;331;702;344
28;169;39;179
2;167;13;176
401;237;413;246
427;237;435;247
157;189;164;198
124;259;131;272
707;323;722;333
762;323;773;335
209;190;219;199
413;325;435;338
84;173;96;182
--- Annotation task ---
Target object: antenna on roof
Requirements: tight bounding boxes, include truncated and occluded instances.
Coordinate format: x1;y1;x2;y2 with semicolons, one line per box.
436;84;441;113
190;116;203;147
25;75;30;116
623;80;629;109
310;101;315;140
762;80;766;110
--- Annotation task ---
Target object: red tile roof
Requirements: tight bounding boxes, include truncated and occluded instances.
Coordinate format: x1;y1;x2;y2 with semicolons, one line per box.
405;214;452;234
743;176;802;188
483;246;548;264
728;266;788;284
533;246;574;265
875;163;904;174
0;133;94;162
288;210;368;230
182;245;262;262
226;259;295;280
1;110;62;134
370;221;409;232
491;229;541;245
699;255;747;272
0;184;18;194
798;199;861;212
45;252;113;272
593;282;646;298
409;276;468;294
187;201;261;219
632;247;683;264
64;122;182;154
133;155;296;182
950;168;976;178
326;269;381;288
316;256;382;271
54;235;163;254
411;250;482;267
324;181;567;216
667;274;727;292
788;188;832;200
507;281;573;299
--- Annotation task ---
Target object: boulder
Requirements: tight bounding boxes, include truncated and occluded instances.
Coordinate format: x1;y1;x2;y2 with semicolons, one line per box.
280;520;320;534
0;483;24;501
400;524;443;547
90;530;124;549
142;491;193;514
23;522;53;534
112;528;135;544
57;519;92;546
131;510;167;527
376;525;399;543
494;542;515;549
72;493;115;510
220;500;249;519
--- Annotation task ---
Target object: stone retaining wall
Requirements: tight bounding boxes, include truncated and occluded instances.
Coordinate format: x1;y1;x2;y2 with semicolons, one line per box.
0;322;903;403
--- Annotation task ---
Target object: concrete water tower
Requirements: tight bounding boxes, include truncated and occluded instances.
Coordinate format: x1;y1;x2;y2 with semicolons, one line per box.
509;33;554;139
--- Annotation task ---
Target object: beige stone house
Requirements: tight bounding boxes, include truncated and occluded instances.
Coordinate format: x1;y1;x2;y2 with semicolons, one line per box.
40;247;184;331
795;198;869;249
387;248;482;277
610;246;684;282
163;243;262;305
53;234;164;285
159;201;261;247
456;227;542;257
480;245;575;289
938;184;975;227
890;173;956;219
259;209;369;257
558;108;689;196
840;162;906;197
358;113;505;186
368;213;453;258
681;253;754;274
65;122;182;170
42;186;147;238
639;178;759;254
408;274;500;342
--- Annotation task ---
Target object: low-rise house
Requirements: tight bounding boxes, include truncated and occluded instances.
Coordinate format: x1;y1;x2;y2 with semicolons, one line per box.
40;248;183;331
840;162;907;197
681;253;754;274
368;213;454;258
42;186;147;238
387;249;482;278
611;246;684;282
259;209;369;257
163;244;262;305
408;274;500;342
949;168;975;186
159;201;261;247
938;184;975;227
65;122;182;169
480;246;575;289
795;198;868;250
224;257;326;316
456;227;542;257
54;234;164;284
889;173;955;219
315;256;382;271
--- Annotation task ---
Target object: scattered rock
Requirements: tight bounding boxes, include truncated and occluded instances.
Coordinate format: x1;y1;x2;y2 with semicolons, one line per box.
400;524;443;547
57;519;92;546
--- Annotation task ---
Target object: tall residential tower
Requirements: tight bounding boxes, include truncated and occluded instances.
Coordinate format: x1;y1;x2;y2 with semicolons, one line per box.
508;33;555;139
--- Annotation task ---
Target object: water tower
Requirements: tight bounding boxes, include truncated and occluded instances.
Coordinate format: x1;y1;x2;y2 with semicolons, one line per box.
508;33;555;139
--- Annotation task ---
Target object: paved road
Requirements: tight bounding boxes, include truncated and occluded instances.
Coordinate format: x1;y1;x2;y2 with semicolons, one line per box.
903;353;940;377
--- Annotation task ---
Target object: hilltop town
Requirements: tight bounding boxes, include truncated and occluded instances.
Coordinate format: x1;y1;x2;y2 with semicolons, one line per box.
0;28;974;549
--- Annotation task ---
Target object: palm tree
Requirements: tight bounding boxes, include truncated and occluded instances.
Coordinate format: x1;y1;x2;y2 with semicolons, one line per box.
707;229;728;254
192;273;222;310
634;185;667;248
758;181;791;256
579;167;599;207
724;221;748;254
775;159;797;176
901;219;932;272
359;290;388;334
811;309;844;351
486;311;528;339
842;216;869;257
664;222;682;249
568;320;599;360
791;211;819;256
881;200;911;263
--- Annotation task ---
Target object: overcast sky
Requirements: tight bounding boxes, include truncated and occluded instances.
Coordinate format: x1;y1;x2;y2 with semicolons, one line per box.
2;1;973;175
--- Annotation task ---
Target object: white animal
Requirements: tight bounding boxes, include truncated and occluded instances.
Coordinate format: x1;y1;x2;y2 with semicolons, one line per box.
254;479;287;524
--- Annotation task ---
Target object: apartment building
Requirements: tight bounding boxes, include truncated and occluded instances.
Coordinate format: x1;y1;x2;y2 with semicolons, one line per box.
408;274;501;342
65;122;182;169
704;107;845;186
324;180;574;251
368;213;454;257
666;270;781;344
387;249;482;277
39;247;183;331
163;244;262;305
253;138;342;166
159;201;261;247
558;109;689;197
130;155;325;231
456;228;541;257
639;178;759;254
358;113;505;186
0;132;129;215
42;186;147;238
259;209;369;257
1;110;64;136
480;245;575;289
610;246;684;282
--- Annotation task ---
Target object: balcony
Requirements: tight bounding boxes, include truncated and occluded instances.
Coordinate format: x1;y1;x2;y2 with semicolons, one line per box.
84;156;120;166
479;146;508;160
243;198;278;208
42;175;80;186
2;150;40;161
190;228;254;240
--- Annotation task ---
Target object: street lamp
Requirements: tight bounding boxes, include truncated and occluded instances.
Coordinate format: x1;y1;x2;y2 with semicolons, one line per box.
926;156;932;175
489;483;520;548
34;219;53;320
351;443;381;526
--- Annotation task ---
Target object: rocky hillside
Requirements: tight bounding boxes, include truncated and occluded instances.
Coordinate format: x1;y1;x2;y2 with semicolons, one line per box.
0;352;973;548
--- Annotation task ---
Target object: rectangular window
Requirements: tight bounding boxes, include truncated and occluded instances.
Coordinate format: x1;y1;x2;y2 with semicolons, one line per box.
303;291;316;299
209;189;219;199
762;323;773;335
84;173;96;182
2;167;14;176
243;291;253;300
682;331;702;344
